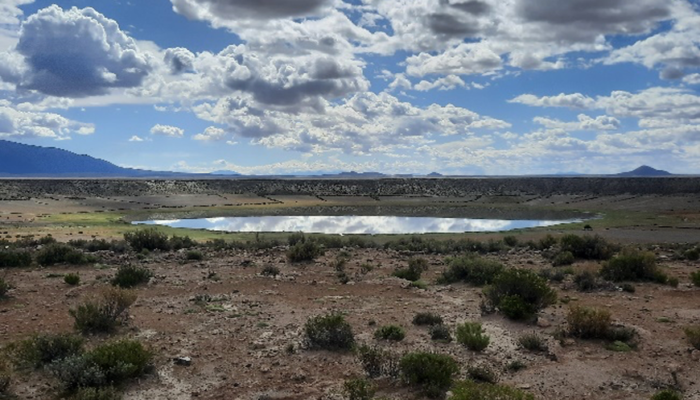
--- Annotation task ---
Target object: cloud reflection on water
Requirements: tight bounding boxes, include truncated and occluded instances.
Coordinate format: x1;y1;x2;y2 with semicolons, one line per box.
134;216;581;234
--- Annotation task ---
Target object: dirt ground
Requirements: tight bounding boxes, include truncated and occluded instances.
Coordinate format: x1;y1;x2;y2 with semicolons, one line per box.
1;181;699;399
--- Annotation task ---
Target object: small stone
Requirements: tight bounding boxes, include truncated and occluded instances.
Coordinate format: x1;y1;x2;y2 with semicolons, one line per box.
536;317;551;328
174;356;192;366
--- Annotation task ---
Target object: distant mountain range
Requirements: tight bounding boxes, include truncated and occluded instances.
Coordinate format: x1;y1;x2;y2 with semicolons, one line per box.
0;140;682;178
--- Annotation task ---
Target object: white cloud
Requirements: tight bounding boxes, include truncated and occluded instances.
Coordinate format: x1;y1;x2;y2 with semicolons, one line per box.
414;75;467;91
2;5;152;97
533;114;620;131
0;103;94;140
129;135;144;142
193;126;226;141
150;124;184;137
171;0;335;22
509;93;596;109
0;0;33;25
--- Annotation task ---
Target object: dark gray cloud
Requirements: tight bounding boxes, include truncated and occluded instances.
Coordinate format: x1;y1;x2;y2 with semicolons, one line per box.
12;5;152;97
518;0;670;35
171;0;331;21
164;47;196;74
443;0;490;16
425;13;481;37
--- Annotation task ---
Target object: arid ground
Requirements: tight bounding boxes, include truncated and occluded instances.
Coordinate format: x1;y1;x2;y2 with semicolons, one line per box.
0;178;699;400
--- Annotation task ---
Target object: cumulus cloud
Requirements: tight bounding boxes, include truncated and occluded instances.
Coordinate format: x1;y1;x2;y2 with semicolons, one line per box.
150;124;184;137
193;126;226;141
192;91;510;154
2;5;152;97
509;93;596;109
164;47;195;74
533;114;620;131
0;0;33;25
0;102;95;140
128;135;145;142
171;0;334;21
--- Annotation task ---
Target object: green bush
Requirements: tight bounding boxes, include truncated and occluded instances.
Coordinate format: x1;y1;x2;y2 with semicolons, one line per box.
429;324;452;343
110;265;153;288
37;243;91;266
124;228;170;252
374;325;405;341
51;339;152;391
691;271;700;287
12;333;84;368
552;251;575;266
185;250;204;261
483;268;557;320
70;288;137;334
600;249;661;282
684;326;700;349
288;231;306;246
518;333;547;352
0;277;10;298
456;322;489;351
574;270;600;291
413;312;443;326
684;247;700;261
567;306;611;339
69;239;113;253
559;234;616;260
503;236;518;247
169;235;196;250
343;377;375;400
467;365;498;384
260;265;280;277
399;352;459;399
651;389;682;400
393;257;428;282
451;380;535;400
287;240;323;262
355;344;400;379
0;248;32;268
303;313;354;351
64;273;81;286
439;255;503;285
72;387;122;400
537;235;557;250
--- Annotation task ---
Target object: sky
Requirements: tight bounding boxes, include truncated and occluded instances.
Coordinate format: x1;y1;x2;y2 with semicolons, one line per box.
0;0;699;175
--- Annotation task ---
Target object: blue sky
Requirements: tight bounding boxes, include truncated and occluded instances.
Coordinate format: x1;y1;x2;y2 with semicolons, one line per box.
1;0;699;175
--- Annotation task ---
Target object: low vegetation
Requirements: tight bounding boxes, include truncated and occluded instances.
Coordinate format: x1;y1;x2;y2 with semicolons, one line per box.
451;380;535;400
567;306;612;339
650;389;682;400
36;243;93;266
0;248;32;268
399;352;459;398
355;344;400;379
374;325;406;341
429;324;452;343
412;312;443;326
70;287;137;334
343;377;375;400
518;333;547;352
64;273;80;286
600;248;666;282
483;268;557;320
11;333;84;368
392;257;428;282
455;322;490;351
287;240;324;262
684;326;700;350
438;255;504;285
110;264;153;288
0;277;10;298
559;234;616;260
303;313;354;351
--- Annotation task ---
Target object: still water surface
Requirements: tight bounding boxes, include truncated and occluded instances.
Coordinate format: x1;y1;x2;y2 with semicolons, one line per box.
133;215;582;234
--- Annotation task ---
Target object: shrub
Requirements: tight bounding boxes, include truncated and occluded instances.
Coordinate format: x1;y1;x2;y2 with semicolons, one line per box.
124;228;170;252
169;235;196;250
355;344;400;379
559;234;616;260
70;288;137;334
303;313;354;351
0;360;10;395
483;268;557;320
537;235;557;250
260;265;280;277
600;248;660;282
451;380;535;400
51;339;152;391
393;257;428;282
439;255;503;285
64;273;81;286
467;365;498;384
456;322;490;351
374;325;405;341
691;271;700;287
110;265;153;288
668;276;679;288
0;248;32;268
69;239;113;253
684;326;700;349
12;333;84;368
413;312;443;326
72;387;122;400
503;236;518;247
621;283;636;293
288;231;306;246
506;360;526;372
185;250;204;261
574;270;600;291
567;306;611;339
287;240;323;262
651;390;682;400
36;243;91;266
552;251;575;267
684;247;700;261
343;377;375;400
518;333;547;352
429;324;452;343
399;352;459;399
0;277;10;298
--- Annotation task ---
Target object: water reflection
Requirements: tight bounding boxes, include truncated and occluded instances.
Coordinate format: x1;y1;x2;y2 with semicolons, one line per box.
133;215;581;234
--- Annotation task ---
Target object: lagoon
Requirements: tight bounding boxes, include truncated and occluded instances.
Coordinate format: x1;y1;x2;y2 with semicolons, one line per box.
133;215;582;235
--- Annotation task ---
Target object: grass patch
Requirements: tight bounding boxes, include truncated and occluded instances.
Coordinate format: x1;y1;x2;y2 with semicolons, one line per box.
374;325;405;341
455;322;489;351
452;380;535;400
518;332;547;352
